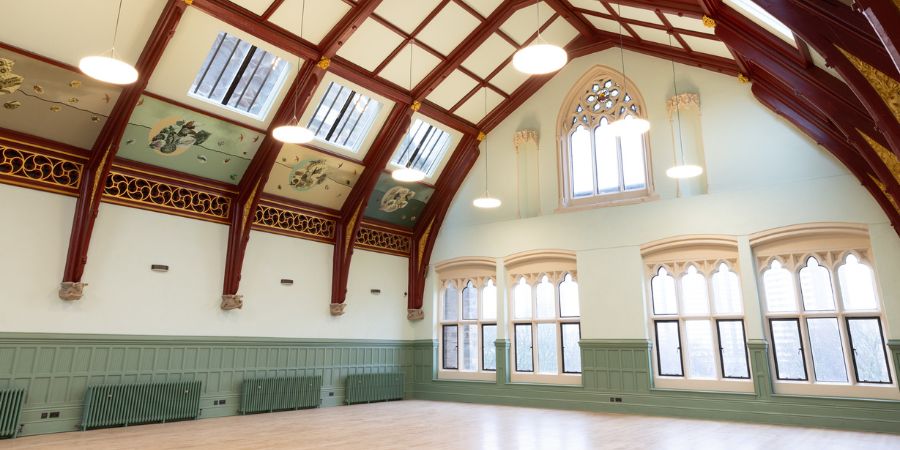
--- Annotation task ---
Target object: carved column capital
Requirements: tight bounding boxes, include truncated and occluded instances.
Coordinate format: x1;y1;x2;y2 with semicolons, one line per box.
330;302;346;316
407;308;424;321
221;294;243;310
512;130;538;150
58;282;87;301
665;93;701;118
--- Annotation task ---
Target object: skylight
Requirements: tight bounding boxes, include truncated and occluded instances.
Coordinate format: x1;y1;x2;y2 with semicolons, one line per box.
189;32;290;120
390;119;453;178
724;0;796;46
307;82;382;152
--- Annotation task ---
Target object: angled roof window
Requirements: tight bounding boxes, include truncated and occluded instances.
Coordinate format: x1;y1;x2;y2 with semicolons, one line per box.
189;32;290;120
390;119;453;178
307;82;382;152
724;0;796;46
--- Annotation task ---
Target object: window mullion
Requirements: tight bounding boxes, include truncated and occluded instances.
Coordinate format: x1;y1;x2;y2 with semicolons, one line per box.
616;136;625;192
590;126;600;196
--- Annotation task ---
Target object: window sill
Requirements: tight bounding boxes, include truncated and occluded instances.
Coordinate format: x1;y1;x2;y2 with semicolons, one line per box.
510;373;583;386
653;377;755;393
772;381;900;401
437;370;496;382
557;192;659;213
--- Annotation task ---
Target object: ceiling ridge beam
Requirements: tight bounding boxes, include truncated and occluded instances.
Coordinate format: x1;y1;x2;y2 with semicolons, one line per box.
220;0;381;310
59;0;188;302
574;6;720;41
412;0;533;101
750;0;900;156
408;135;480;316
330;103;416;312
545;0;596;38
606;0;705;17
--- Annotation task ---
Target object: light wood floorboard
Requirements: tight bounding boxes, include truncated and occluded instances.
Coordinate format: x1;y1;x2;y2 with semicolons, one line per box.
3;400;899;449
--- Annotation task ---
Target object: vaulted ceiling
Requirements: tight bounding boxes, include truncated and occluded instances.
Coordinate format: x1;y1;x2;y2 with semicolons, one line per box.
1;0;898;311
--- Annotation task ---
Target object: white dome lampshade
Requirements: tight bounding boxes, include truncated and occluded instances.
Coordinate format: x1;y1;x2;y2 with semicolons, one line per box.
272;124;315;144
606;114;650;137
79;54;138;85
473;193;501;209
392;167;426;182
666;164;704;179
512;43;567;75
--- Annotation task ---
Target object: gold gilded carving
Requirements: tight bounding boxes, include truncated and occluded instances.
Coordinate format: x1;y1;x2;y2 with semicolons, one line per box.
857;129;900;185
870;175;899;213
836;46;900;123
58;281;87;301
103;172;231;219
345;204;362;251
253;204;335;240
241;181;259;231
356;226;411;254
411;101;421;112
737;73;750;84
0;145;81;189
221;294;243;310
476;132;486;142
417;219;434;264
330;302;346;316
407;308;424;321
702;15;716;28
317;57;331;71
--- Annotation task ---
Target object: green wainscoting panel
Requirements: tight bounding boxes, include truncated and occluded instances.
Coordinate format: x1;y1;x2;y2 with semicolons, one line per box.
409;339;900;434
890;340;900;393
0;333;413;437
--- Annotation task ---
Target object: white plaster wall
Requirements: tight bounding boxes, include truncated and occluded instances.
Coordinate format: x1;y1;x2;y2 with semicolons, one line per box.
418;49;900;341
0;185;411;340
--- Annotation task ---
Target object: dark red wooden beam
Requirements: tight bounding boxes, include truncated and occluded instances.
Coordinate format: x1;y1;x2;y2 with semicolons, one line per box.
751;0;900;157
752;80;900;232
407;135;480;317
855;0;900;74
330;103;415;313
605;0;706;17
59;0;188;301
545;0;596;38
219;0;381;310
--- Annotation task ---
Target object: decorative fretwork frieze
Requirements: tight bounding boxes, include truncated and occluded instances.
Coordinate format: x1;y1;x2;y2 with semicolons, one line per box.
253;203;336;242
103;171;231;221
355;226;411;256
0;144;81;192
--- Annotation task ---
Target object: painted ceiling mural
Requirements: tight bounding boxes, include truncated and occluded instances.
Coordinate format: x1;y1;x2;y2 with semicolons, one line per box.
117;95;262;184
264;144;363;210
0;47;120;149
363;173;434;228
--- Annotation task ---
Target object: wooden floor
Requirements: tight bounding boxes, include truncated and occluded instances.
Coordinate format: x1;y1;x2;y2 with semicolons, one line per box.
4;400;899;449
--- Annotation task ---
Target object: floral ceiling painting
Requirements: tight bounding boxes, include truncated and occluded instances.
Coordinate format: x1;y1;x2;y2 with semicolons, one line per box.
363;173;433;228
117;95;262;184
0;47;120;149
264;144;363;210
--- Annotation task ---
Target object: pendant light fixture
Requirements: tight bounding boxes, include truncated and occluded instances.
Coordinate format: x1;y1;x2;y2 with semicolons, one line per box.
273;0;314;144
473;89;501;209
665;34;703;179
79;0;138;85
512;2;567;75
604;4;650;137
392;43;427;183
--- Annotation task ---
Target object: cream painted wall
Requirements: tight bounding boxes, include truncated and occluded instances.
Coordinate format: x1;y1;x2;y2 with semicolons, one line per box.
0;184;411;340
414;49;900;342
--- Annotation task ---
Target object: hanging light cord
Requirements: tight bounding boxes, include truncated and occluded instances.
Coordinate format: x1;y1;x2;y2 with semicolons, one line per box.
483;88;489;192
669;33;686;165
111;0;124;55
290;0;306;124
617;3;627;100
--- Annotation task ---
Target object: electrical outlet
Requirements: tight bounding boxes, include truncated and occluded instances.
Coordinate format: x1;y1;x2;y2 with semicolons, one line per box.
219;399;226;405
615;397;623;403
40;412;48;419
48;411;60;418
329;392;334;397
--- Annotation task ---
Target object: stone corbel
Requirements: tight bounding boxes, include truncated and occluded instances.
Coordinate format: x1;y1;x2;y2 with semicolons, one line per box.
665;93;701;119
58;282;87;301
513;130;538;153
407;308;424;321
330;303;346;316
221;294;243;310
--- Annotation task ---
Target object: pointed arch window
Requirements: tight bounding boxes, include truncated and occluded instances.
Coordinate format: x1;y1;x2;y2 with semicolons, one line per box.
559;67;653;208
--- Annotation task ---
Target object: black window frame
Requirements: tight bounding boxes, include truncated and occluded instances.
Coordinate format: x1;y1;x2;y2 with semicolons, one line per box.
845;317;893;385
715;319;751;380
560;322;582;374
654;320;684;377
481;323;497;372
769;318;809;381
442;324;458;370
306;81;381;151
514;323;534;373
391;119;452;176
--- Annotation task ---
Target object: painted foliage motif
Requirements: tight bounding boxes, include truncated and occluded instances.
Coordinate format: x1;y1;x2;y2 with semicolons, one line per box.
363;173;433;228
117;96;262;184
264;144;363;210
0;47;120;149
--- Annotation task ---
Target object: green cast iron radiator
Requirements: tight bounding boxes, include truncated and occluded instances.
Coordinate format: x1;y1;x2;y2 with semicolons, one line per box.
239;375;322;414
81;381;201;431
0;389;25;439
345;373;404;405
